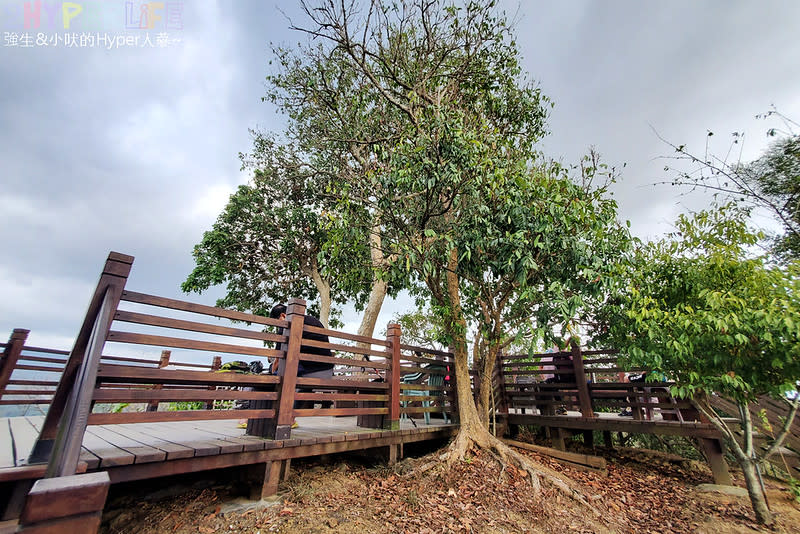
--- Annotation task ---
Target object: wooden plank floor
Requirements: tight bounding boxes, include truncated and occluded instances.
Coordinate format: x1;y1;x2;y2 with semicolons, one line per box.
0;415;455;471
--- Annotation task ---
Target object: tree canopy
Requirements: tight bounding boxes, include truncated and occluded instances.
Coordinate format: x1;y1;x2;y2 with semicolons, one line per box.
182;136;373;326
741;133;800;260
274;2;633;476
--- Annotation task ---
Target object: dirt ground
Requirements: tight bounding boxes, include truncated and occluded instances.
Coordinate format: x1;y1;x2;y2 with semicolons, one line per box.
99;440;800;534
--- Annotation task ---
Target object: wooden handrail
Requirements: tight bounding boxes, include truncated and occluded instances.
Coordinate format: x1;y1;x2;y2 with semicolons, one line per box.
47;287;117;477
30;252;133;467
11;252;459;474
0;329;31;403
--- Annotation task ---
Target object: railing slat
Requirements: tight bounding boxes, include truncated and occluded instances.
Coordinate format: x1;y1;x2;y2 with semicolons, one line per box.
114;310;286;344
121;290;288;329
303;324;389;348
106;331;282;359
298;337;388;359
88;408;275;425
97;363;280;386
92;389;278;402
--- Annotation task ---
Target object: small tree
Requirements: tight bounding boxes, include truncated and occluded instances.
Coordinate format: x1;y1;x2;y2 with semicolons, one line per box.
609;203;800;525
391;306;450;353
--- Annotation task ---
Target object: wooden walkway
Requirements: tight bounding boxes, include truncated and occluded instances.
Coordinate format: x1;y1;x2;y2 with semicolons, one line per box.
1;415;456;484
0;252;780;530
0;253;463;531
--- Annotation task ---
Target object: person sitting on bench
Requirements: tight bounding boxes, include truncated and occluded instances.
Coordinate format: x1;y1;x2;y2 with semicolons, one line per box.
270;304;334;426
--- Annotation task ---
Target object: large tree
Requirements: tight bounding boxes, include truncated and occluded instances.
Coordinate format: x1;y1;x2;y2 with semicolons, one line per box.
275;1;631;500
607;203;800;525
446;158;630;425
182;136;373;327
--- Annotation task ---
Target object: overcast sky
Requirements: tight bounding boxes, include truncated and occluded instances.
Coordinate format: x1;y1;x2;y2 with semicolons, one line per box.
1;0;799;350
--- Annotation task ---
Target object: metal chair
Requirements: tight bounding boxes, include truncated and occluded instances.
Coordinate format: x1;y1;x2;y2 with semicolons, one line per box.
427;368;450;424
401;372;429;424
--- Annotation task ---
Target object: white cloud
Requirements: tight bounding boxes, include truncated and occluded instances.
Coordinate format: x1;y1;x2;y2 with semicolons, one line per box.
185;182;238;225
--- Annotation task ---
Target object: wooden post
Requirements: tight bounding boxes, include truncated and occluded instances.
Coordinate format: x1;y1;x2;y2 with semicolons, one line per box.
552;428;566;451
30;252;133;470
206;355;221;410
0;329;30;402
248;460;289;501
688;393;733;485
698;437;734;485
18;471;109;534
493;350;509;436
146;350;171;412
272;299;305;440
448;347;459;424
264;461;283;499
493;350;509;415
387;444;399;465
384;323;401;430
281;459;292;480
570;340;594;418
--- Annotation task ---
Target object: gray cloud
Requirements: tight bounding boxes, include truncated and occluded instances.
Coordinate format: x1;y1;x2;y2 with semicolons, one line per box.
1;0;798;347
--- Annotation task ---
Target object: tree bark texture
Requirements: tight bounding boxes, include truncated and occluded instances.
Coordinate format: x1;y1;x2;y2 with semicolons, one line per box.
741;459;773;526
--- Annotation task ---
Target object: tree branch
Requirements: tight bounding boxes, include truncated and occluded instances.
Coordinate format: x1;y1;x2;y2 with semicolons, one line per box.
692;396;747;461
762;392;800;461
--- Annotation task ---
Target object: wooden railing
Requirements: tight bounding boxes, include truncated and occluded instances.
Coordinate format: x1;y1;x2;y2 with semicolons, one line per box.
500;348;692;420
398;343;453;423
0;337;223;415
0;332;68;413
5;252;454;477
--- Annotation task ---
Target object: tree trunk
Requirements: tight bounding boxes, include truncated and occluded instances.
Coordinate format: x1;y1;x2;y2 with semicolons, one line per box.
740;458;773;526
308;264;331;328
442;250;507;457
692;397;778;526
410;249;595;510
355;219;390;350
356;278;388;345
475;346;498;426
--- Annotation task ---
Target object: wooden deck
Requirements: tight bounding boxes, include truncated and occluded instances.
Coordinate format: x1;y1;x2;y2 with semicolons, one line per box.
1;415;457;484
0;252;766;529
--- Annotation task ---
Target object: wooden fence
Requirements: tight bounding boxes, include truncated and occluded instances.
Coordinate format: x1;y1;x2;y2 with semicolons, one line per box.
2;253;453;479
11;251;799;489
500;347;692;421
0;336;223;416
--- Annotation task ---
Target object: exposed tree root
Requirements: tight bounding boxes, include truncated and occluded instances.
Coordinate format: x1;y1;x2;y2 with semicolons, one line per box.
415;428;602;516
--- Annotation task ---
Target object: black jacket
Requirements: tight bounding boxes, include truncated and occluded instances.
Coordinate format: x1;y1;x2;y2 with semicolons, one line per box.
277;314;333;375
